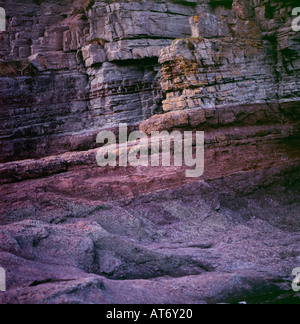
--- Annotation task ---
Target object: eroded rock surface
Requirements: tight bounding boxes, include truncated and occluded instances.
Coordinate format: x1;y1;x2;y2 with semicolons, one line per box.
0;166;299;304
0;0;299;304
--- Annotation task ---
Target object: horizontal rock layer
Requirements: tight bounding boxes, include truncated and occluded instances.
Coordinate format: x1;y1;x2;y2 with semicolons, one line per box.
0;0;298;162
0;0;199;162
159;2;300;112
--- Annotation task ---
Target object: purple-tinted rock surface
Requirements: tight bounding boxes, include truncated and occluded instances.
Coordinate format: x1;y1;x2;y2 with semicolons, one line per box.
0;0;299;304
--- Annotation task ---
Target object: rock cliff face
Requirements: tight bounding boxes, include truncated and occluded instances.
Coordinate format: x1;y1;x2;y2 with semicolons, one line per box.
0;0;198;162
0;0;299;161
142;0;300;130
0;0;299;304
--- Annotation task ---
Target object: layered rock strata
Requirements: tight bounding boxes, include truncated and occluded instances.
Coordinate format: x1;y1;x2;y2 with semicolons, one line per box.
0;0;200;162
0;0;299;304
1;0;299;162
148;0;300;125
